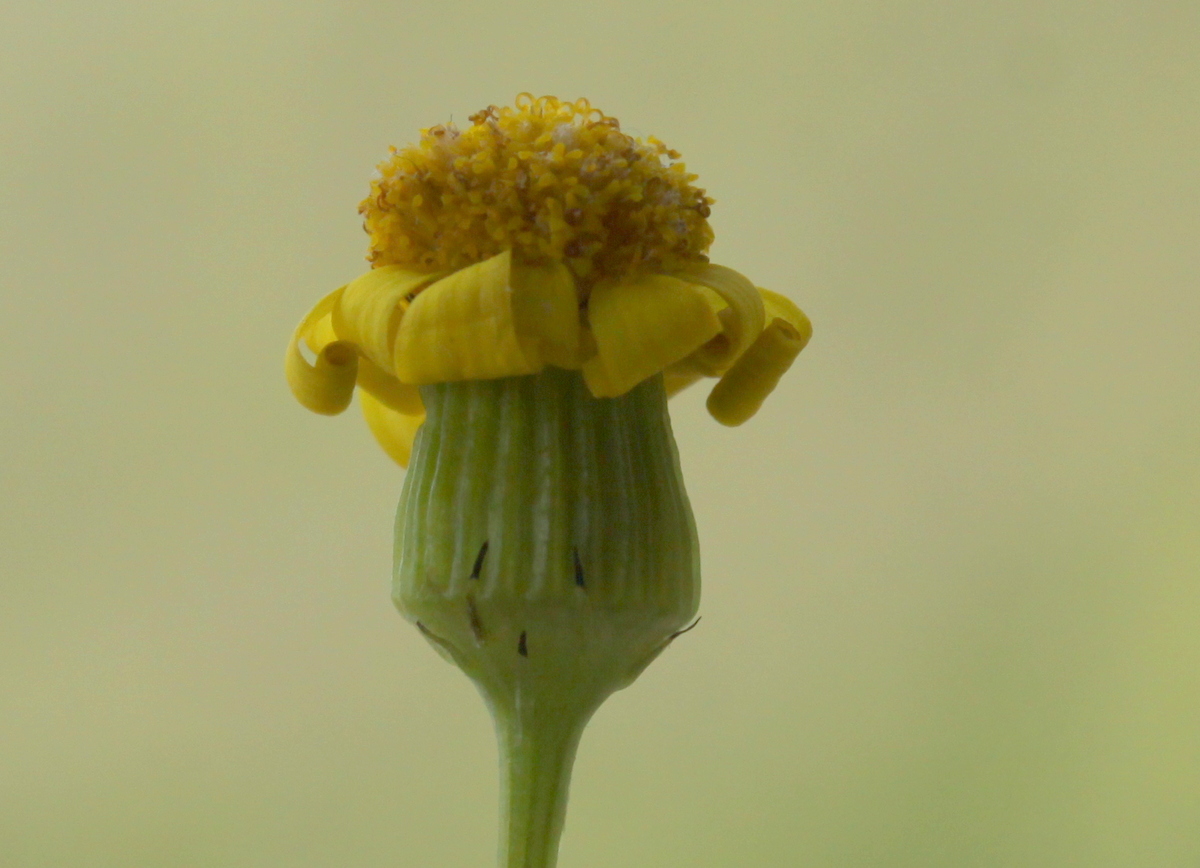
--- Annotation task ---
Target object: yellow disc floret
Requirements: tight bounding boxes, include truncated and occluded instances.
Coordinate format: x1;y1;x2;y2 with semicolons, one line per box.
360;94;715;286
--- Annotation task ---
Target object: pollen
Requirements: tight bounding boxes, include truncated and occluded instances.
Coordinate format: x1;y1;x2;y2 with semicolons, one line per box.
360;94;716;288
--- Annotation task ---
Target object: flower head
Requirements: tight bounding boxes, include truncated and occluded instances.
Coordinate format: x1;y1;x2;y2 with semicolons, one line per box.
285;94;811;465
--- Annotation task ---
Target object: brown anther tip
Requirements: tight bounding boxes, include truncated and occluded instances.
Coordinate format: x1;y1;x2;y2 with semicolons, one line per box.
517;631;528;657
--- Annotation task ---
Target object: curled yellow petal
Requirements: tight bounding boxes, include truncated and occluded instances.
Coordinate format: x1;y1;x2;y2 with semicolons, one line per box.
356;355;424;415
285;286;358;415
360;389;425;468
582;274;722;398
705;288;812;426
510;259;582;370
671;263;766;375
759;287;813;349
306;310;339;352
333;266;439;372
393;250;542;384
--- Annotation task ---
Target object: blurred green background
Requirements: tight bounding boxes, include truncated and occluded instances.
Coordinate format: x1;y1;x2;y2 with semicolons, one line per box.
2;1;1197;866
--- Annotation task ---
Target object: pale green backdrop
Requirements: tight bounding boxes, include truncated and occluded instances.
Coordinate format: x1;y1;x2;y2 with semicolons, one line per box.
2;1;1197;866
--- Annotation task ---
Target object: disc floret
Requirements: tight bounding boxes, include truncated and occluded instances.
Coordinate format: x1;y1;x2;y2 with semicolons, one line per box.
360;94;715;285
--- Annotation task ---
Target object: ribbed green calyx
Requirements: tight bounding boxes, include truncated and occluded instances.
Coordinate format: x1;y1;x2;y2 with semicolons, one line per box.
394;366;699;868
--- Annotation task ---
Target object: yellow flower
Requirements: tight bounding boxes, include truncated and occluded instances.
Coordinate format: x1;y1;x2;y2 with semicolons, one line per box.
283;95;814;868
285;94;811;464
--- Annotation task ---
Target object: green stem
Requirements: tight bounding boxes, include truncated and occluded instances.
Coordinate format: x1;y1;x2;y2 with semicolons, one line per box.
493;694;589;868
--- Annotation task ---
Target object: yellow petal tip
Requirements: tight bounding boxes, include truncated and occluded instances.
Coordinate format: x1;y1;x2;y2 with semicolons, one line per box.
285;338;358;416
705;315;809;426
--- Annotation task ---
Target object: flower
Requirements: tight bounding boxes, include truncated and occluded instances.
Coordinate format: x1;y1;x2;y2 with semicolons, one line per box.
283;95;813;868
286;94;811;466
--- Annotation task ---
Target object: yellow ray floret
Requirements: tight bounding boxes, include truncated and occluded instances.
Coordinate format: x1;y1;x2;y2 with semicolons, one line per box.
393;250;581;384
361;389;425;467
705;315;811;426
671;262;766;374
286;95;812;465
285;286;357;416
582;274;722;398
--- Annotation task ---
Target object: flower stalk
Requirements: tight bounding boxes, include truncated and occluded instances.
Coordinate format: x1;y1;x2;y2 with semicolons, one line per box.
491;675;590;868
